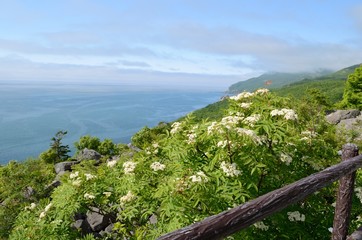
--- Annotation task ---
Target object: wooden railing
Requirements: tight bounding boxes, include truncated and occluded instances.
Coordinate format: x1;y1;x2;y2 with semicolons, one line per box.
158;143;362;240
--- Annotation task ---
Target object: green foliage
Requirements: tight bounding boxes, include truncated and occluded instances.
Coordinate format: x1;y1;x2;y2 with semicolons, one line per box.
0;159;55;238
339;65;362;109
74;135;101;152
75;135;121;157
131;122;169;149
6;88;362;239
40;130;70;164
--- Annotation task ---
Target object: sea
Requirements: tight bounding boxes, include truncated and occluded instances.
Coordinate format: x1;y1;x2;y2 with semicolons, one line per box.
0;81;224;164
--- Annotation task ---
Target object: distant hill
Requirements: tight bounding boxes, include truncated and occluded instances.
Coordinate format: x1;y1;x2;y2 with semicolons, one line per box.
273;63;361;103
228;70;332;94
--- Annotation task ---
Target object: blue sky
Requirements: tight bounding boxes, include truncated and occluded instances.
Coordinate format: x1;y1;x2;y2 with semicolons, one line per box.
0;0;361;89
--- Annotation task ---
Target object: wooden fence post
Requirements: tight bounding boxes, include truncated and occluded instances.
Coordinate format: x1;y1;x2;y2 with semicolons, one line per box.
332;143;359;240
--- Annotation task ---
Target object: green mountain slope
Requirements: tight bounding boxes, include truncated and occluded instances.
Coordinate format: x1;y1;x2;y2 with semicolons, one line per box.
228;70;331;94
273;64;361;103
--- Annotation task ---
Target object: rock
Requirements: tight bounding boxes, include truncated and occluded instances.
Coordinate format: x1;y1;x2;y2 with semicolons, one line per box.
54;161;79;174
149;214;157;224
326;109;360;124
86;207;113;232
23;186;36;199
77;148;102;161
127;143;141;152
72;219;93;236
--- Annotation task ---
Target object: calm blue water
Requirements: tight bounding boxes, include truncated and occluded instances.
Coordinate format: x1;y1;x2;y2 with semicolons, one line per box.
0;81;223;164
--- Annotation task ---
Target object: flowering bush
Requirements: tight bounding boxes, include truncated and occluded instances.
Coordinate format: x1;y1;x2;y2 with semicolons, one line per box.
6;89;362;239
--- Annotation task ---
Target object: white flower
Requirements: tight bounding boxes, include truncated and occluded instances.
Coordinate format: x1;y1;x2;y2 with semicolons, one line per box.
280;153;292;165
254;221;269;231
186;132;197;144
328;227;333;233
220;161;241;177
120;191;135;204
240;102;251;109
287;211;305;222
255;88;269;95
39;211;46;219
230;91;254;101
72;178;82;187
271;109;298;120
170;122;182;134
150;162;166;171
107;160;117;168
69;171;79;179
243;114;261;126
84;193;96;199
84;173;96;181
189;171;208;183
103;192;112;197
25;202;37;211
355;187;362;203
301;130;318;138
217;140;228;148
221;116;244;129
123;161;137;174
44;203;52;212
152;143;159;148
207;122;218;134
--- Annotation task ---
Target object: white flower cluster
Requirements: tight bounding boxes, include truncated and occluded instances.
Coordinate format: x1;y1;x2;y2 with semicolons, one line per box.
243;114;261;127
217;140;232;148
240;102;252;109
270;108;298;120
146;143;160;155
84;193;96;200
123;161;137;174
254;221;269;231
220;116;244;129
84;173;96;181
70;171;82;187
220;161;241;177
150;161;166;171
255;88;269;95
24;202;37;211
69;171;79;179
300;130;318;141
170;122;182;134
355;187;362;204
187;132;197;144
107;159;118;168
230;91;254;101
120;191;135;204
39;203;52;220
103;192;112;197
189;171;208;183
287;211;305;222
280;153;292;165
207;122;218;134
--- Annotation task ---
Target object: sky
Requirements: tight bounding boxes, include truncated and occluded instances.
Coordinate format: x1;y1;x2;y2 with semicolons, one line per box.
0;0;362;90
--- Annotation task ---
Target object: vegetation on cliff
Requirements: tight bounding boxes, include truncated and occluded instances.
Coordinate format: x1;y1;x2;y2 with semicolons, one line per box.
1;65;362;239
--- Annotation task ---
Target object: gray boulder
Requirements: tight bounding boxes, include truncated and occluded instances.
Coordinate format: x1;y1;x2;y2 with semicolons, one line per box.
77;148;102;161
326;109;360;124
54;161;79;174
86;207;114;232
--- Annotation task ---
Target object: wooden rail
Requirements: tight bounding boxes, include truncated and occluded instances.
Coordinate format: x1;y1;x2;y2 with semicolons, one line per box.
158;144;362;240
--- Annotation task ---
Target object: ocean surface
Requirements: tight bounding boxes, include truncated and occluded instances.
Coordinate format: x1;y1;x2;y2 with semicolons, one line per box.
0;81;223;164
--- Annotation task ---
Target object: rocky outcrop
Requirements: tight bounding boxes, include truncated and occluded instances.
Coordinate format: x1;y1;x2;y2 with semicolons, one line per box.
54;161;80;175
72;207;116;238
326;109;360;124
76;148;102;161
326;109;362;142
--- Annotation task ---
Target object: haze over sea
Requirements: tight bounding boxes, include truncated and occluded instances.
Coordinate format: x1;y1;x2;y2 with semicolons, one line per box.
0;81;223;164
